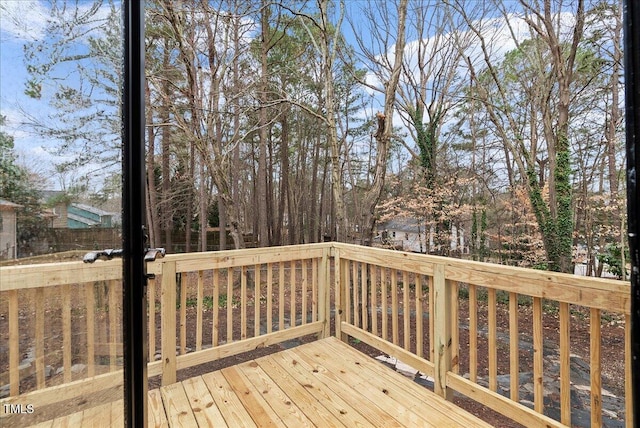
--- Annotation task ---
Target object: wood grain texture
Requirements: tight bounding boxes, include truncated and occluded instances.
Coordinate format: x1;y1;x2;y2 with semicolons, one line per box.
161;261;177;385
180;375;226;427
18;338;509;427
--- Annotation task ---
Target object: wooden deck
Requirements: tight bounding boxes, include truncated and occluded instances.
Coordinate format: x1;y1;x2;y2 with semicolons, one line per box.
29;337;491;427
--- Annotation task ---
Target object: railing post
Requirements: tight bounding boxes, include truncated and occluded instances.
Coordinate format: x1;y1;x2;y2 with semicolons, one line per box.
161;260;177;385
334;247;348;342
8;289;19;396
318;247;331;339
433;263;453;400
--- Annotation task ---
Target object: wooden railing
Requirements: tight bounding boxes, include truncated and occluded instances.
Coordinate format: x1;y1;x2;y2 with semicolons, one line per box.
0;244;330;409
145;244;331;385
332;242;632;428
0;260;125;404
0;243;632;427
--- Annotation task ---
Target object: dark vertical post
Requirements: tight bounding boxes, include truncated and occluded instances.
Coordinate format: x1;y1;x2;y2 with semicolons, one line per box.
123;1;147;426
623;0;640;424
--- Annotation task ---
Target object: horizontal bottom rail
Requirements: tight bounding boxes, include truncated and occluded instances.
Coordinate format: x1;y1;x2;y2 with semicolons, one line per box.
175;322;325;372
0;370;123;411
340;323;435;379
446;373;564;428
340;322;568;428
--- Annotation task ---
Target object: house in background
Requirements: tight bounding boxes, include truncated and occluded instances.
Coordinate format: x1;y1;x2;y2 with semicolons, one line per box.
377;217;466;254
42;191;116;229
376;217;426;253
66;203;114;228
0;199;22;259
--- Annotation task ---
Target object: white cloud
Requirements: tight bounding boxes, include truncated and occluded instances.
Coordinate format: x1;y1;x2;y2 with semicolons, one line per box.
1;106;31;140
0;1;114;44
0;1;49;42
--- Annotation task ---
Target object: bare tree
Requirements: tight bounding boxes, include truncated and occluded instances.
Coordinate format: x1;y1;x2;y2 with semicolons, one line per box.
449;0;585;272
160;0;258;249
338;0;409;244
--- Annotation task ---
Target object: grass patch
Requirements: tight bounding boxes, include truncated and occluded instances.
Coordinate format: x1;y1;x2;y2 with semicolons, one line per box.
182;294;239;309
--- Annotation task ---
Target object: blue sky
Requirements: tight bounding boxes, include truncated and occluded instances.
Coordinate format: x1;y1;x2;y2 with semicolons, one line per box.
0;0;391;191
1;0;119;190
1;0;536;192
0;1;52;175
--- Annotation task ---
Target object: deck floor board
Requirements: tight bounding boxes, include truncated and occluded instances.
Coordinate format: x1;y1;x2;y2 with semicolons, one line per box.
30;337;492;427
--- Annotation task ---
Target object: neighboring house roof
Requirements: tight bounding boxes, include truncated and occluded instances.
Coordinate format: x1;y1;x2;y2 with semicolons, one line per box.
66;203;116;228
379;217;424;234
71;203;114;217
0;199;23;210
67;212;102;227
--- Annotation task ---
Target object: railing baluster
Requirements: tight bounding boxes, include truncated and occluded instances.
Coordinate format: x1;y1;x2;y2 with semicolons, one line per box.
509;292;519;402
488;287;497;391
590;307;602;427
9;289;19;395
290;260;296;327
465;286;475;386
255;264;261;336
450;280;459;374
311;258;318;323
381;267;387;341
227;267;234;342
109;280;119;371
371;265;378;337
391;269;399;345
429;275;435;363
36;288;46;387
334;251;347;342
302;259;308;325
415;275;423;358
352;262;359;328
213;269;219;347
63;284;72;382
196;270;204;351
241;266;247;340
360;263;369;330
403;271;410;350
279;262;285;332
266;263;273;334
180;273;187;354
345;261;352;328
533;296;544;413
559;302;570;425
148;277;156;363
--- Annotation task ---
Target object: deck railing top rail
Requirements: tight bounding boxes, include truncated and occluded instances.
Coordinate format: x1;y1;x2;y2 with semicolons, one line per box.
331;242;630;314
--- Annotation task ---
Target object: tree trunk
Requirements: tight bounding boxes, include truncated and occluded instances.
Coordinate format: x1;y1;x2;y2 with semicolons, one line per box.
199;152;207;252
277;113;291;245
309;134;321;243
257;1;270;247
145;80;160;248
218;194;227;250
161;39;172;252
186;140;195;253
363;0;408;246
